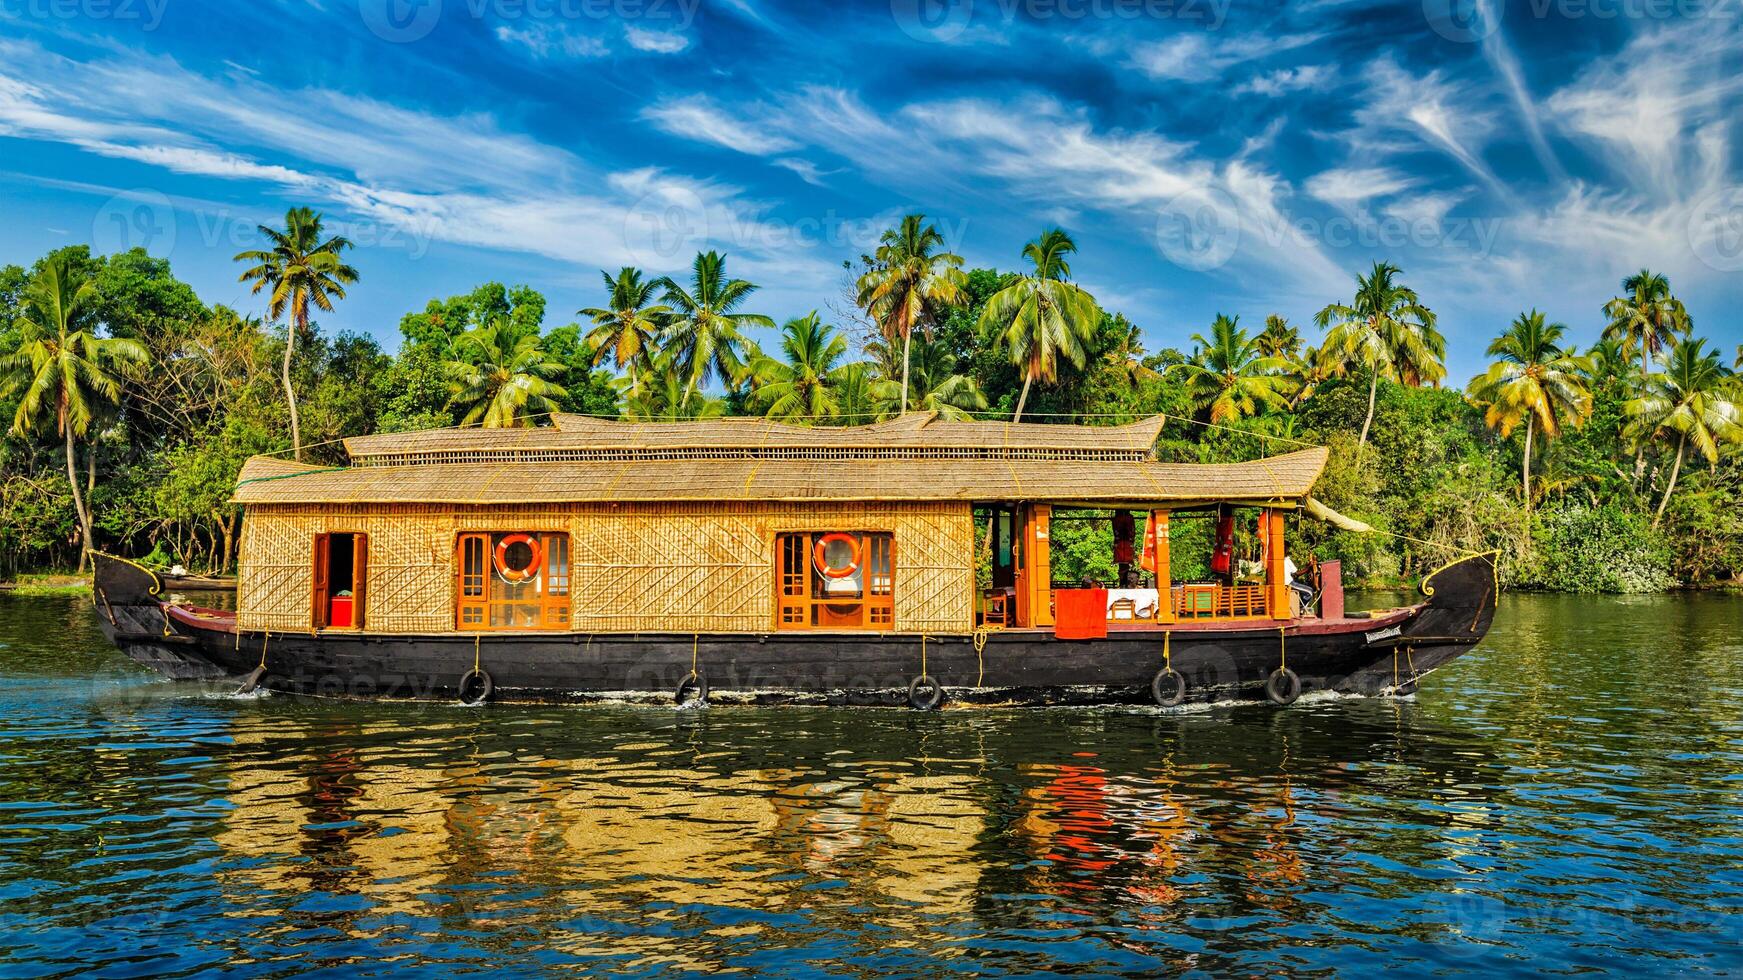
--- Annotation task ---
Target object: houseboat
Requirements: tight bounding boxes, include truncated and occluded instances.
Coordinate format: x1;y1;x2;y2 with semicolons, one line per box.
91;412;1497;708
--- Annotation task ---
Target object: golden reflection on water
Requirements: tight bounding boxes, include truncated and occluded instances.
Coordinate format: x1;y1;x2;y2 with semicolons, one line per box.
211;718;1018;968
209;711;1338;964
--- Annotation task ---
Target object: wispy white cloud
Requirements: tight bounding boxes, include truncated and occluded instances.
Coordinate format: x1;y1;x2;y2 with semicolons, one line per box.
771;157;833;186
1353;56;1505;196
641;94;800;155
624;26;690;54
1545;18;1743;199
1382;190;1466;228
1125;32;1320;83
493;23;609;60
1304;166;1417;210
1235;64;1332;97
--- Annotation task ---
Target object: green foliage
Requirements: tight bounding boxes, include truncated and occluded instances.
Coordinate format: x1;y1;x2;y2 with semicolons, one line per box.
1516;504;1673;593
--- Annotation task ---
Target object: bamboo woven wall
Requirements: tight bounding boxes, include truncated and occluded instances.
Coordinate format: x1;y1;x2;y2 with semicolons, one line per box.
236;501;974;634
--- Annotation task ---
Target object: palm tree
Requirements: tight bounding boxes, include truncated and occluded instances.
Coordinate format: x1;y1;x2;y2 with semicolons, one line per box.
855;214;966;414
1169;314;1294;423
621;347;728;421
1602;269;1689;390
656;251;774;399
745;312;850;423
1625;338;1741;525
873;335;988;420
444;324;569;428
234;206;358;460
1255;314;1302;360
0;254;147;565
832;362;881;426
977;228;1102;422
1586;337;1634;385
579;267;669;392
1314;261;1444;461
1467;311;1593;508
1104;315;1158;387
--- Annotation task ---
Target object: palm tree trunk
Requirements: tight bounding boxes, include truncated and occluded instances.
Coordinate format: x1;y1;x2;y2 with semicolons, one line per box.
1522;414;1535;510
1012;370;1034;423
1653;432;1687;527
283;314;303;461
900;328;913;415
1356;371;1378;466
65;427;93;571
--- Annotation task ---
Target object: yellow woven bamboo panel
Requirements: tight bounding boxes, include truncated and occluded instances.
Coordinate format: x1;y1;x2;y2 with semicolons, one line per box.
236;501;973;634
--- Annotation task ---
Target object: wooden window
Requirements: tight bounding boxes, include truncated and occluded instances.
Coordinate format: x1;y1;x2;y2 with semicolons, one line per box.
453;531;571;631
312;532;367;630
773;531;895;631
458;534;487;628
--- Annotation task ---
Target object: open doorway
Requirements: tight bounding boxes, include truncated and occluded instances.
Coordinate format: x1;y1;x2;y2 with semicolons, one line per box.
313;532;367;629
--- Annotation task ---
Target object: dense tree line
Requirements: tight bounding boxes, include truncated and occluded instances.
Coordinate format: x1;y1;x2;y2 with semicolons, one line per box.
2;209;1739;590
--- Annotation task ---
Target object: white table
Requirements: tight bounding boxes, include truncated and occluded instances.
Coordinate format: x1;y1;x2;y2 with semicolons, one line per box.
1106;588;1160;619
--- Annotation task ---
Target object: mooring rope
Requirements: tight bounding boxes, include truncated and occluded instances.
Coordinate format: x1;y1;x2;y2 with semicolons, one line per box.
473;633;481;673
256;631;269;672
1278;626;1287;672
972;628;994;687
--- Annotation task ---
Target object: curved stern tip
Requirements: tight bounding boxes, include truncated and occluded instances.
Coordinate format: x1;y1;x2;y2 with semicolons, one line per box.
1414;551;1500;643
91;552;164;606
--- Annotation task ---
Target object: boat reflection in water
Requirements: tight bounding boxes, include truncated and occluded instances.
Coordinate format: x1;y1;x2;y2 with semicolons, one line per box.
199;702;1497;972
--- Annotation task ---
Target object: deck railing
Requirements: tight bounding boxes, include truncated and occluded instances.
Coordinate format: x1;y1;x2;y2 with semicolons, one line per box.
1172;583;1268;619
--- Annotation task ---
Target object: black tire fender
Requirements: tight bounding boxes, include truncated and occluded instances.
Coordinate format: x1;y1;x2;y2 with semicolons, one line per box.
676;670;708;705
458;668;493;706
907;674;943;710
1265;667;1301;706
1151;667;1186;708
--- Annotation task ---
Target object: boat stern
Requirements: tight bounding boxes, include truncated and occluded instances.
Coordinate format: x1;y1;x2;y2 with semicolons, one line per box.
1337;551;1499;695
91;553;236;680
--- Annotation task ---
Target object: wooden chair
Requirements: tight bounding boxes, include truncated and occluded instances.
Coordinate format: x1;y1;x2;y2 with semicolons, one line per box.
982;588;1010;628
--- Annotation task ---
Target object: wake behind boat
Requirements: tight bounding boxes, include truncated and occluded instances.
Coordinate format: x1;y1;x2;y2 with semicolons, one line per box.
93;413;1496;708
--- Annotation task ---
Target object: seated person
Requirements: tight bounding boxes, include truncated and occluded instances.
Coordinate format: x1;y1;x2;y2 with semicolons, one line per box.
1284;555;1314;615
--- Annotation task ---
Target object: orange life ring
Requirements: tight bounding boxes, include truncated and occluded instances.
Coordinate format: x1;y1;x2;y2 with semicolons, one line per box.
813;533;861;579
494;533;543;583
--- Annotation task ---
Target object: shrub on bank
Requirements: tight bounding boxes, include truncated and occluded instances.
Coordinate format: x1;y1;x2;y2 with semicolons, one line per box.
1516;504;1674;593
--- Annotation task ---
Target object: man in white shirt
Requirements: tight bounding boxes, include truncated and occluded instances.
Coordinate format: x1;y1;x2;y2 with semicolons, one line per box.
1283;555;1314;616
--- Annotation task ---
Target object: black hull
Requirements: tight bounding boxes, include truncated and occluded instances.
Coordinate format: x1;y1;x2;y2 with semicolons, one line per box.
92;552;1498;707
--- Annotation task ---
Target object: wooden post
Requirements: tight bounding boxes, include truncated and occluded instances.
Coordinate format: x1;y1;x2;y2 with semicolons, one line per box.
1151;510;1174;624
1266;507;1289;620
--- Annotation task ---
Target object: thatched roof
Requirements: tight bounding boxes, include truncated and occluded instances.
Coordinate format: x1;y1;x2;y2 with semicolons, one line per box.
233;438;1329;508
341;412;1169;464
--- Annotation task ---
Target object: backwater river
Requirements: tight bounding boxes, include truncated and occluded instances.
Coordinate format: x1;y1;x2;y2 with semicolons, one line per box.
1;590;1739;976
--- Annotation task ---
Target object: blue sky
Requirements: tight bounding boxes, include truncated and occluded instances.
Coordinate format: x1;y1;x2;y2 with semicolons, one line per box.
1;0;1739;379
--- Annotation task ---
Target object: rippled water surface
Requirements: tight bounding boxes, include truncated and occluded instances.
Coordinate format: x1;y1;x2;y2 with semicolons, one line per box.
2;592;1741;977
